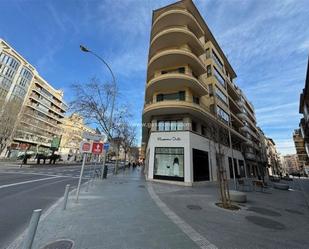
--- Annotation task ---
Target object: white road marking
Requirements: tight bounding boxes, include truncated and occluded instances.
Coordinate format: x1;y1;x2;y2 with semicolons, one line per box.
147;183;217;249
0;176;60;189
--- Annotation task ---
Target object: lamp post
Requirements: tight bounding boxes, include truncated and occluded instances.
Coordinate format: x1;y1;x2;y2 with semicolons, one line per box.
80;45;116;179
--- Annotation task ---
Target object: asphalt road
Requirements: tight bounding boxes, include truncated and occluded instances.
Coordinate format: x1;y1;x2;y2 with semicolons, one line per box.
0;163;115;249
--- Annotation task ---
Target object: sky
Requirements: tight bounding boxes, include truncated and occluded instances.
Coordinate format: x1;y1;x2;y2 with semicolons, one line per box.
1;0;308;154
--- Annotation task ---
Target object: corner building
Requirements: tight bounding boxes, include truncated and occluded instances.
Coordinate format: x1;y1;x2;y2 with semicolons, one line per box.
142;0;262;185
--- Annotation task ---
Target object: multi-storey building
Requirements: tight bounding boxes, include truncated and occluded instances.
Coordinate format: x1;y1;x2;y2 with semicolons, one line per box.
282;154;300;174
142;0;262;185
13;74;67;154
59;113;95;161
0;39;67;157
297;57;309;175
293;128;309;174
0;39;34;103
265;138;281;176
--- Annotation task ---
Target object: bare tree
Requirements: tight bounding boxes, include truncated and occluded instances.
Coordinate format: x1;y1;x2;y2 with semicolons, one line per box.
70;78;117;140
112;108;136;173
0;98;21;156
206;122;231;209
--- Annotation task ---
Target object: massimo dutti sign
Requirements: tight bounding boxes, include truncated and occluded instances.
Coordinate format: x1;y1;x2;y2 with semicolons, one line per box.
157;137;181;141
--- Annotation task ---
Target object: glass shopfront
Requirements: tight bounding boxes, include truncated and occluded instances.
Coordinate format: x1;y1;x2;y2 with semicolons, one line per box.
154;147;184;181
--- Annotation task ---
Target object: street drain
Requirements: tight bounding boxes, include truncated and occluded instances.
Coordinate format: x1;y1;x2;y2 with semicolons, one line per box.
245;216;285;230
138;185;145;188
285;209;304;215
41;239;74;249
187;205;202;210
247;207;281;217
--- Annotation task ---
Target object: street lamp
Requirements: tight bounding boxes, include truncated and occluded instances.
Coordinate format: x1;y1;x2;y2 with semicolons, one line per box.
80;44;116;179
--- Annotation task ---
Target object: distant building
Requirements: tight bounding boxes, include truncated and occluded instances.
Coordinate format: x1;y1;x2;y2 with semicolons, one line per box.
0;39;67;157
293;129;309;174
59;113;95;161
265;138;281;176
283;154;300;174
297;57;309;175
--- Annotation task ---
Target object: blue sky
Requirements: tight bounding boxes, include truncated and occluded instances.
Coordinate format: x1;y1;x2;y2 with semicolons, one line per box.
1;0;308;154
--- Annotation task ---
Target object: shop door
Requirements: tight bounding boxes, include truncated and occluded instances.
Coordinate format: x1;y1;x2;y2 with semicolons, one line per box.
193;149;210;181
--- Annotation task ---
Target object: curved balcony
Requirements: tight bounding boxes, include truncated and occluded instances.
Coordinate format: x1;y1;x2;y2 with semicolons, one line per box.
149;27;204;58
143;100;212;123
240;125;250;133
145;73;208;100
148;48;206;81
152;9;204;38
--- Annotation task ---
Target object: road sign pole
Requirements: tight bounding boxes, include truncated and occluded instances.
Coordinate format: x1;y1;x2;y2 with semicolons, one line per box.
76;153;87;202
101;151;107;179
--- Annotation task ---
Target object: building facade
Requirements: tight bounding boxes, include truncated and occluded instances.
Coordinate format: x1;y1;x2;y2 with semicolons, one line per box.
265;138;281;176
297;57;309;175
0;39;67;157
58;113;95;161
142;0;263;185
282;154;300;174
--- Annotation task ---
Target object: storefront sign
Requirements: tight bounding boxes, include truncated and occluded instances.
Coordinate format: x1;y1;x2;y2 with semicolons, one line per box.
157;137;181;141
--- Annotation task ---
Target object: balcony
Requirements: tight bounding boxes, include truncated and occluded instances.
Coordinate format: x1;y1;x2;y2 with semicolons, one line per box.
148;48;206;81
152;9;204;38
146;73;208;100
149;27;204;58
143;99;212;124
245;152;256;161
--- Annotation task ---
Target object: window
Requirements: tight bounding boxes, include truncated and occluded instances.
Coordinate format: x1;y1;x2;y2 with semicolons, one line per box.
215;86;228;104
192;121;197;132
157;120;184;131
205;48;210;59
154;147;184;180
206;65;211;77
217;106;229;124
214;67;225;87
212;50;223;70
178;67;185;73
193;96;199;104
201;125;206;136
164;121;170;131
177;121;184;130
171;121;177;131
156;91;185;102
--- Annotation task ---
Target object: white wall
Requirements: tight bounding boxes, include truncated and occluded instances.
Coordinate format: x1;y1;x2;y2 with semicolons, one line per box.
146;131;246;184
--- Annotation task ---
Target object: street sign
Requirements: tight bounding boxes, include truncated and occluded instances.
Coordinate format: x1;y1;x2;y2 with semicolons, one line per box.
92;142;103;154
82;132;105;142
103;143;110;152
80;141;92;153
51;137;61;149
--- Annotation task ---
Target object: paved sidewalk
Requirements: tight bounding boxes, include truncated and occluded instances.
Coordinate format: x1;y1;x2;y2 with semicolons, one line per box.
28;168;199;249
12;170;309;249
153;179;309;249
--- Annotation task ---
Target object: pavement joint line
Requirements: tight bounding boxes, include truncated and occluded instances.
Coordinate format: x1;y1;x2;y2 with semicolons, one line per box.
147;183;218;249
0;176;60;189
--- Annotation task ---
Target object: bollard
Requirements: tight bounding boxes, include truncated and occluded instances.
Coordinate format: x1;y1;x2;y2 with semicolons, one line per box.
62;184;70;210
23;209;42;249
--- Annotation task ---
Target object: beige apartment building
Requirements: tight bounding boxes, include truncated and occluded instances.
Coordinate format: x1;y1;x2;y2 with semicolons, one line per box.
59;113;95;161
142;0;263;185
283;154;300;174
296;57;309;175
0;39;67;157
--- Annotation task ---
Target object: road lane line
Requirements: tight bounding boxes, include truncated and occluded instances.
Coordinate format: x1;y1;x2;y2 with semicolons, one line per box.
0;176;59;189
